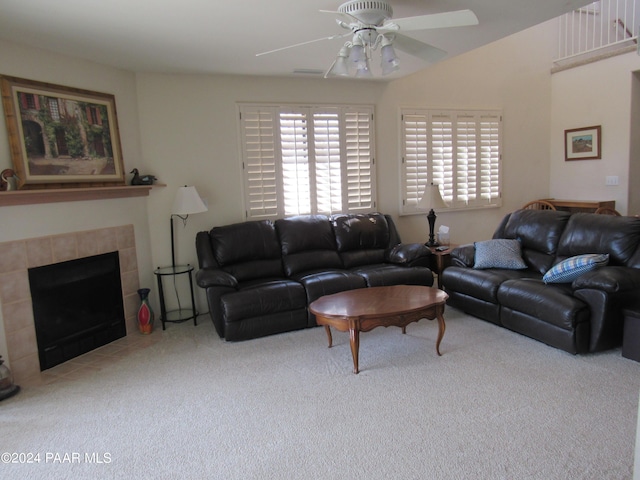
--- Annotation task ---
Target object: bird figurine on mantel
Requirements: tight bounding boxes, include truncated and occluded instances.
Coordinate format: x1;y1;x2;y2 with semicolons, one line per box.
0;169;19;191
130;168;157;186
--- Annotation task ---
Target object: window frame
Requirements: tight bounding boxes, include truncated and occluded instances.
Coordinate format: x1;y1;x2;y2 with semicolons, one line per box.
238;103;376;220
399;108;503;215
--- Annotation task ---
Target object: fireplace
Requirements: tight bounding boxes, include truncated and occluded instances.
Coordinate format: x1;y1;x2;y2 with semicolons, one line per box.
0;225;141;383
29;251;126;370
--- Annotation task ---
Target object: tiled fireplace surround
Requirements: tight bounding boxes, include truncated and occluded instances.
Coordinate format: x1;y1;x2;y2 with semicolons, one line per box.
0;225;141;383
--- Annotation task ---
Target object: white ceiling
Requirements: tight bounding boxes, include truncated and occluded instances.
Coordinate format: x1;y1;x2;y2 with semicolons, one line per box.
0;0;593;80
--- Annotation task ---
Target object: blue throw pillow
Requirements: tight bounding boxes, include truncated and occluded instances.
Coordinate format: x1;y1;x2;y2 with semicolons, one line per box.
542;253;609;284
473;239;527;270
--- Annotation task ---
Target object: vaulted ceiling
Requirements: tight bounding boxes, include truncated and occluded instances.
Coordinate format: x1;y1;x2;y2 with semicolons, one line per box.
0;0;593;80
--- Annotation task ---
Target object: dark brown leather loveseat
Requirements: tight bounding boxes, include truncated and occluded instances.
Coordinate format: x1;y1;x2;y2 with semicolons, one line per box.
195;213;434;341
442;209;640;354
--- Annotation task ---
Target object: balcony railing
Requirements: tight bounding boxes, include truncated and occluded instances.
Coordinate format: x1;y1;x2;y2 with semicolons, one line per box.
555;0;638;65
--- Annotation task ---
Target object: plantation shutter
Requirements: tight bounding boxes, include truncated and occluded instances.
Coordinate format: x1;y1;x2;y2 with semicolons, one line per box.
280;110;311;216
479;114;501;203
239;104;376;219
312;109;342;214
431;114;453;202
455;115;477;205
401;112;429;208
400;108;502;214
344;108;374;212
239;106;280;218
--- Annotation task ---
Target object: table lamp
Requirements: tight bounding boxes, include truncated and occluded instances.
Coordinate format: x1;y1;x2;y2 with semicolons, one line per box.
171;186;208;267
417;182;447;247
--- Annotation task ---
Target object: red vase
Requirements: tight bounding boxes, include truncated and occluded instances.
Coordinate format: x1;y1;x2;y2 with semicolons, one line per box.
137;288;154;334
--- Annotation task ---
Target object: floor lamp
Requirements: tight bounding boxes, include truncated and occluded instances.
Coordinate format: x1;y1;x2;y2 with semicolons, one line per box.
171;186;208;268
417;182;447;247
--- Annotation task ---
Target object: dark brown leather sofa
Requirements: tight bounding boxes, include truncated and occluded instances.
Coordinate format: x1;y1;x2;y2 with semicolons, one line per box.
195;213;434;341
442;209;640;354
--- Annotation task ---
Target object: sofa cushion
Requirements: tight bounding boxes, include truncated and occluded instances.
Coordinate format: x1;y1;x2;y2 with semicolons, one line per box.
443;266;539;303
210;220;283;281
332;213;390;268
350;264;434;287
542;253;609;284
340;249;386;269
221;280;307;322
498;279;590;331
332;213;390;252
503;209;571;255
292;270;366;306
276;216;342;276
500;209;572;273
474;239;527;270
387;243;432;265
557;213;640;266
211;220;280;264
276;215;336;255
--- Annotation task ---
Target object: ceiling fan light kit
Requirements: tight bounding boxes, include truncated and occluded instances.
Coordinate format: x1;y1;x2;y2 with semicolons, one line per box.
257;0;478;79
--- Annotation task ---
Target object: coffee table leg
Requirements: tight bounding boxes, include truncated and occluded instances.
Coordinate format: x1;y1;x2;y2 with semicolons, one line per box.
349;328;360;374
324;325;333;348
435;310;446;356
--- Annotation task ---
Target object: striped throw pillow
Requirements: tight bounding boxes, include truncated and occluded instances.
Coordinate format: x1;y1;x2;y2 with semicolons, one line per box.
542;253;609;284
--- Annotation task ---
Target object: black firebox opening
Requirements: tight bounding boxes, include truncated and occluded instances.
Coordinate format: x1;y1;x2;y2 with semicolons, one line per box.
29;251;126;371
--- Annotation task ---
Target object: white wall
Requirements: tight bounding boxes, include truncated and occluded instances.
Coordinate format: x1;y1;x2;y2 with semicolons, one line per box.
376;21;557;246
0;40;155;362
134;74;385;309
631;72;640;214
550;52;640;214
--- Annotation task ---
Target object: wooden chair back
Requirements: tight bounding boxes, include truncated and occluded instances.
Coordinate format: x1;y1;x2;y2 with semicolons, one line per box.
594;207;621;216
521;200;557;211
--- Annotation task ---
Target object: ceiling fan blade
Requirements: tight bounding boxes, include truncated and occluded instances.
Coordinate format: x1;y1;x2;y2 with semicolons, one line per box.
319;9;360;24
392;34;447;63
380;9;478;33
256;32;350;57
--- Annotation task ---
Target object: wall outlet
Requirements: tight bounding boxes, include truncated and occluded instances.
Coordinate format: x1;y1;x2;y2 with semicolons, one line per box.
605;176;620;186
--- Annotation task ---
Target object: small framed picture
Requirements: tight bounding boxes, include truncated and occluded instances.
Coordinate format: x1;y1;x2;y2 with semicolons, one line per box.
564;125;601;161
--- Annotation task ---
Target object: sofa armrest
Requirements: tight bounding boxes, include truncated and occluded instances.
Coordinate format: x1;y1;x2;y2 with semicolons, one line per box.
386;243;432;267
195;268;238;289
450;243;475;268
573;266;640;293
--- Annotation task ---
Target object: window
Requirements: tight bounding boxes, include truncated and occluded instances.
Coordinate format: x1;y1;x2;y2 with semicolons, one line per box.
400;108;502;214
239;104;376;220
48;97;60;121
86;106;102;125
19;93;39;110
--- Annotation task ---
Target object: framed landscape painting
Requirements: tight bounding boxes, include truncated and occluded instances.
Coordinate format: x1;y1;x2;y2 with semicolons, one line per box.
564;125;601;161
0;75;125;188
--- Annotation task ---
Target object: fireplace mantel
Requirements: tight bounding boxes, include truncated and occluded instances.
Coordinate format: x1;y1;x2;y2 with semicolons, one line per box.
0;185;162;207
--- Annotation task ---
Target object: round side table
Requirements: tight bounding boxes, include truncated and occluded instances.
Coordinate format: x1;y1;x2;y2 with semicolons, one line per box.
153;264;198;330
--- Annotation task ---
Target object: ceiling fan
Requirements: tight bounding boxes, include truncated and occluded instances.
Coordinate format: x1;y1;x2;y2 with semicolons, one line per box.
256;0;479;78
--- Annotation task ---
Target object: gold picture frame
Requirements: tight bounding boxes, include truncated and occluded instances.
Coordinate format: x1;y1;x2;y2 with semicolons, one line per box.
0;75;125;189
564;125;601;161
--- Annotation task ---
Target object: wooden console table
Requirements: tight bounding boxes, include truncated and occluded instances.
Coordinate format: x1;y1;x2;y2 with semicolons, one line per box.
543;199;615;213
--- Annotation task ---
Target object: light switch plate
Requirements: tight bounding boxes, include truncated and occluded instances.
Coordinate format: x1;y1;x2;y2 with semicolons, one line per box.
605;176;620;186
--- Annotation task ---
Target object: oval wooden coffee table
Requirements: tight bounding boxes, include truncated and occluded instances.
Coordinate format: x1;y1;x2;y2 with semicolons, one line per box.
309;285;448;374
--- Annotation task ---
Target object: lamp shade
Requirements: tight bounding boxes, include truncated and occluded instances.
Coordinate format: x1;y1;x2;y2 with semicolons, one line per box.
326;45;351;77
417;183;447;210
349;40;365;65
172;186;208;216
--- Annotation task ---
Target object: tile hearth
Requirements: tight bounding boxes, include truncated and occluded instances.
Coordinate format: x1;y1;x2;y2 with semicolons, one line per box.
0;225;142;384
20;330;161;388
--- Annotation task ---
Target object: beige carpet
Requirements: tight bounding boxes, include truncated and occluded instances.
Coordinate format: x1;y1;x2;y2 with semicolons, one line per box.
1;307;639;479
